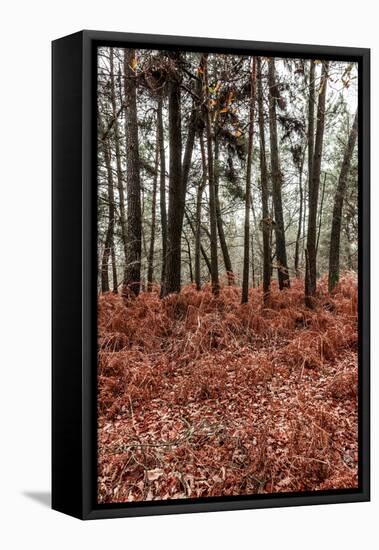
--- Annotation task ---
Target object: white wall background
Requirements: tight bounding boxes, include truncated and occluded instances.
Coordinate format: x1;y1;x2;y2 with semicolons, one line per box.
0;1;376;548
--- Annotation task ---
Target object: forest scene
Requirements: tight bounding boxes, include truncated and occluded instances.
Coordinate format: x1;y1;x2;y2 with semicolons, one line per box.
97;46;359;503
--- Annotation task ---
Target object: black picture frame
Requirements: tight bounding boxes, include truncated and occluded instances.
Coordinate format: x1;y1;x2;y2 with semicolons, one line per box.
52;30;370;520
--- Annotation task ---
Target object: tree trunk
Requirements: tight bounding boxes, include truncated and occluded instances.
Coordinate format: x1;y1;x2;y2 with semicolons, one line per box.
163;60;183;295
242;57;257;304
181;102;198;205
111;242;118;293
185;209;212;275
250;193;263;259
157;98;168;295
202;55;220;295
344;218;354;271
161;57;201;296
122;48;142;298
268;58;290;289
328;109;358;291
214;137;234;284
316;172;327;255
147;120;160;291
195;132;207;290
140;186;147;292
184;233;194;283
101;239;110;293
109;48;128;265
294;155;305;277
101;140;116;293
305;61;328;307
301;166;307;268
303;60;315;272
307;60;315;209
251;232;256;288
257;57;271;305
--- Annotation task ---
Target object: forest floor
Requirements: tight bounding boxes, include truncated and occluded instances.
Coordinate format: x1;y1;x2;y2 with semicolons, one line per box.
97;275;358;503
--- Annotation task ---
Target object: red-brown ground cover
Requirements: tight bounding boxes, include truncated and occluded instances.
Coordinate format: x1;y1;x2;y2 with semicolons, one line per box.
97;275;358;503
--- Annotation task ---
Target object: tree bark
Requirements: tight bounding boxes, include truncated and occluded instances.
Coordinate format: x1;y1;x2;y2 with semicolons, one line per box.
184;232;194;283
101;140;116;293
111;242;118;294
307;60;315;209
214;137;234;284
185;209;212;275
242;57;257;303
202;55;220;295
328;109;358;291
161;56;202;296
294;154;305;278
195;132;208;290
303;60;315;272
268;58;290;289
257;57;271;305
157;98;168;295
251;232;256;288
316;172;327;255
109;48;128;265
305;61;329;307
122;49;142;298
163;58;183;295
147;119;160;290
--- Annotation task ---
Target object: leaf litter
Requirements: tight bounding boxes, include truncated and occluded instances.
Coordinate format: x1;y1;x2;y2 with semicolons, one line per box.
97;274;358;503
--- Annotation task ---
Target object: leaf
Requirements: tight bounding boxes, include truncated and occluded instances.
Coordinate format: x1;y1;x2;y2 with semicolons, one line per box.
147;468;164;482
278;476;292;487
219;107;228;114
130;57;138;72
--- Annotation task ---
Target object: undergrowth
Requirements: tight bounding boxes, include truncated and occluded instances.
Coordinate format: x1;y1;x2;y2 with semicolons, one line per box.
97;274;358;503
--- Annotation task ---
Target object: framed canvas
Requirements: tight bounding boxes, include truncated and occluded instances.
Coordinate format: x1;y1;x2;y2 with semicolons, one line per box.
52;30;370;520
